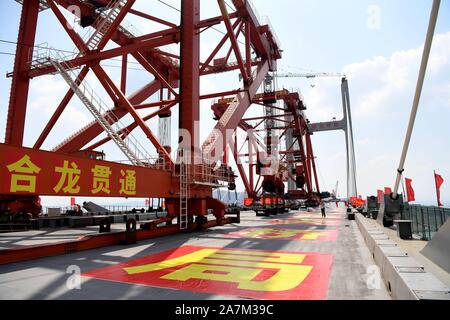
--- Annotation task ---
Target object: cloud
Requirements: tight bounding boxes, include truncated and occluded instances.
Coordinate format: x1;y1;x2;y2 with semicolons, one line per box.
304;32;450;203
24;73;106;150
342;32;450;119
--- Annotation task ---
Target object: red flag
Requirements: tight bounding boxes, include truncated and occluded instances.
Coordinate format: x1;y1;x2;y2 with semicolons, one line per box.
377;190;383;203
384;187;392;195
435;172;444;207
405;178;415;202
70;197;76;206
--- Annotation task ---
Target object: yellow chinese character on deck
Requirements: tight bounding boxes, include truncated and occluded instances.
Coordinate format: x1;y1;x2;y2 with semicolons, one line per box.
54;161;81;194
124;249;313;292
91;165;112;194
7;155;41;193
120;170;137;196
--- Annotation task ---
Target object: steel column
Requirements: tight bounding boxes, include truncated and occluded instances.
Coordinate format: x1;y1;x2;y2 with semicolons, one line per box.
179;0;201;161
121;54;128;94
5;0;40;146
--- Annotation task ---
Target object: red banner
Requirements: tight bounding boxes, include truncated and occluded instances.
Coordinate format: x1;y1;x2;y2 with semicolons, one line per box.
384;187;392;195
244;198;254;207
405;178;415;203
263;197;282;205
0;143;173;198
349;197;365;207
377;190;383;203
70;197;76;206
435;172;444;207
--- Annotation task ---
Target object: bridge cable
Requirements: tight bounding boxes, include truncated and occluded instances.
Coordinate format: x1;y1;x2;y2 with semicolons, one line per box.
392;0;440;198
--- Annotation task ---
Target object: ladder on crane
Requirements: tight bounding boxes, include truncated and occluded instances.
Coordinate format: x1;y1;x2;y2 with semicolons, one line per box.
48;52;154;168
202;97;238;159
178;149;190;230
82;0;128;53
276;72;346;79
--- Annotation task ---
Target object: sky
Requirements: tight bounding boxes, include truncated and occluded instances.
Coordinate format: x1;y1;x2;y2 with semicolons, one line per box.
0;0;450;207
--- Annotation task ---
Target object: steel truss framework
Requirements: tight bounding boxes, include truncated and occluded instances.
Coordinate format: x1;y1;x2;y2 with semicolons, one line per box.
212;90;320;201
2;0;319;223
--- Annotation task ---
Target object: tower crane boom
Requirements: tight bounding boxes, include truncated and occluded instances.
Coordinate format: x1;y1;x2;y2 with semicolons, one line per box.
275;72;346;79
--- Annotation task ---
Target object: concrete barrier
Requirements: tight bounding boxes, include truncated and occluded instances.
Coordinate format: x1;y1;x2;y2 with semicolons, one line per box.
421;218;450;274
356;213;449;300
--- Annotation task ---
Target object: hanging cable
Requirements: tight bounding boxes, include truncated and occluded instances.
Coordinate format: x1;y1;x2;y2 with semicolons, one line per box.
315;156;328;193
392;0;440;198
157;0;246;46
0;51;15;56
0;39;144;66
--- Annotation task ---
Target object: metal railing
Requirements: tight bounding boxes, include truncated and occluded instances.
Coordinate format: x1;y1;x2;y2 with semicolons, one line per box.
261;16;282;49
29;45;78;70
401;204;450;240
43;205;145;216
173;152;235;188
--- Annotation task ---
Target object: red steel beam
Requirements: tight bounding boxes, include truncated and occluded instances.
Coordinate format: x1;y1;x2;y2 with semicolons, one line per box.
223;20;244;67
33;66;90;149
248;135;254;196
97;0;137;51
34;0;142;152
91;65;173;164
129;8;177;28
31;0;92;151
135;89;241;109
54;80;161;153
135;52;178;97
86;101;178;150
4;0;40;146
231;0;276;63
179;0;201;159
306;132;320;194
231;132;252;196
41;0;178;153
285;95;313;194
199;18;241;74
217;0;248;82
245;21;252;77
47;0;88;51
202;60;270;160
121;54;127;94
28;31;178;78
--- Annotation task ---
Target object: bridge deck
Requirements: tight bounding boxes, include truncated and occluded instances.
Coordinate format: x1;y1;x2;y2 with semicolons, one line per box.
0;206;390;300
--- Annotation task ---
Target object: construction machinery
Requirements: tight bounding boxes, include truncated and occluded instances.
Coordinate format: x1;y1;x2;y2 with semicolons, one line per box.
0;0;326;265
212;80;322;212
1;0;287;232
276;71;358;201
276;71;345;79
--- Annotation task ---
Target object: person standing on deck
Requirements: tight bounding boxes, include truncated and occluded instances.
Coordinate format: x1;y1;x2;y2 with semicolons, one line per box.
320;200;326;218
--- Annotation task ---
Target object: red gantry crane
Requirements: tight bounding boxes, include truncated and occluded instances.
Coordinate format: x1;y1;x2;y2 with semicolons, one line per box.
0;0;319;239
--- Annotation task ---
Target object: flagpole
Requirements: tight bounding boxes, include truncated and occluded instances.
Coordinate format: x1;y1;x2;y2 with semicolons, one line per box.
401;178;407;202
392;0;441;199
